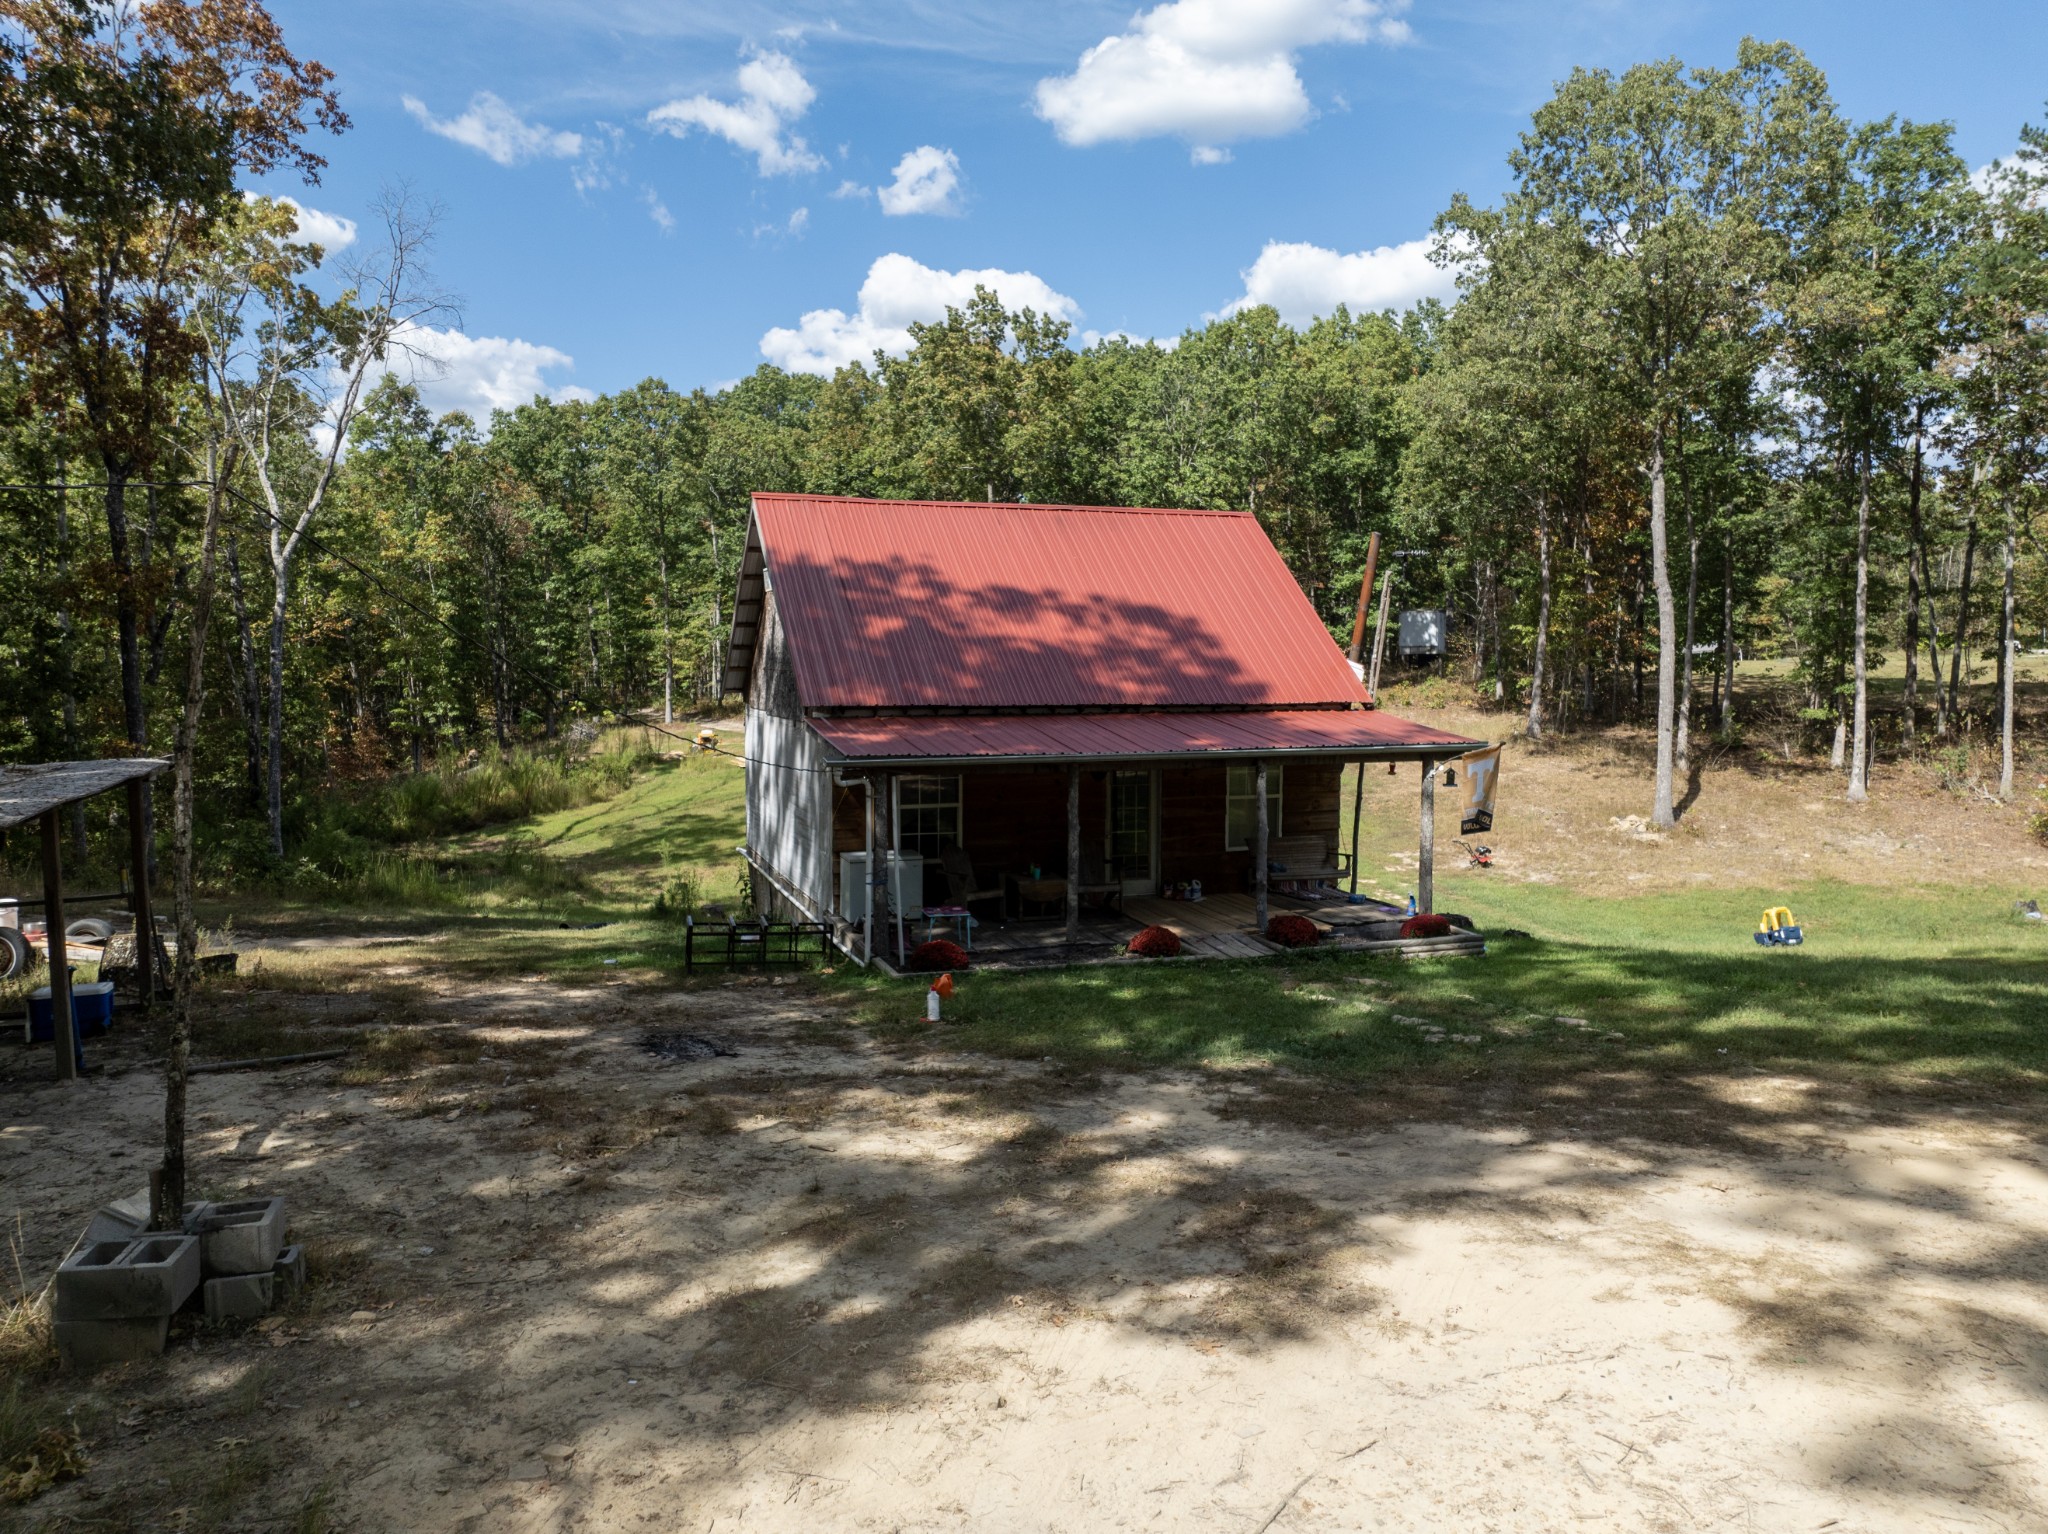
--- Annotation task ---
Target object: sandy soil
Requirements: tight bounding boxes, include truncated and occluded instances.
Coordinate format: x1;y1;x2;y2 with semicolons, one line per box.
7;974;2047;1532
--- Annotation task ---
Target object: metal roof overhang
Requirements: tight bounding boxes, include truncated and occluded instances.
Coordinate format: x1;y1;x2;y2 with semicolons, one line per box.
809;710;1482;768
0;758;168;829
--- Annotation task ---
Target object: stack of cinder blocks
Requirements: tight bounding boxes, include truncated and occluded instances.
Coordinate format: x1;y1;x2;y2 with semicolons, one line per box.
52;1193;303;1371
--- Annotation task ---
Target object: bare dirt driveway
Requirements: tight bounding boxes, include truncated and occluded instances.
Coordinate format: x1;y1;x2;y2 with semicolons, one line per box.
5;973;2048;1532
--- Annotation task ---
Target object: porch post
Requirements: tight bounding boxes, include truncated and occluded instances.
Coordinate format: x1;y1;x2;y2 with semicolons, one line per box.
1347;760;1364;896
1418;759;1436;915
1065;764;1080;945
40;808;78;1083
1253;758;1269;934
126;775;157;1008
862;774;875;967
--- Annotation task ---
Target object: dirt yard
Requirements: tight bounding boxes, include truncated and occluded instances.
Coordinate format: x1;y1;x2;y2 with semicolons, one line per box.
7;968;2046;1532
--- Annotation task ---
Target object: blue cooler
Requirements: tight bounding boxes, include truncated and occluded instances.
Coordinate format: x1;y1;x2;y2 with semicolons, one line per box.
28;979;115;1042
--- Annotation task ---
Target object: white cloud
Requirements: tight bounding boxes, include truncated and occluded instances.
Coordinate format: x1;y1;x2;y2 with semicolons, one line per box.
877;145;963;216
1220;235;1452;324
1034;0;1409;156
642;187;676;231
386;325;592;421
402;92;584;166
832;178;871;199
760;253;1080;375
646;50;826;176
1190;145;1233;166
274;196;357;253
789;207;810;235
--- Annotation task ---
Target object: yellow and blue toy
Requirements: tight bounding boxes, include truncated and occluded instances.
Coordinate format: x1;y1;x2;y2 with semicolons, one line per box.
1754;906;1803;946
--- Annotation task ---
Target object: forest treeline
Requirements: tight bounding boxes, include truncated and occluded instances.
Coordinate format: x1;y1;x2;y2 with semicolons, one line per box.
2;8;2045;873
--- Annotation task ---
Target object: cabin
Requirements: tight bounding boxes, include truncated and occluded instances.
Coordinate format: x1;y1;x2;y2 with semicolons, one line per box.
725;494;1482;966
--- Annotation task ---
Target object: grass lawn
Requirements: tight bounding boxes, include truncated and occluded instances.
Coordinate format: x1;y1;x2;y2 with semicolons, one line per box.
830;878;2048;1093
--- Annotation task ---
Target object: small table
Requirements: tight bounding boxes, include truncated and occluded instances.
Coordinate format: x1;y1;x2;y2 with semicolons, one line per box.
1008;876;1068;922
919;906;977;951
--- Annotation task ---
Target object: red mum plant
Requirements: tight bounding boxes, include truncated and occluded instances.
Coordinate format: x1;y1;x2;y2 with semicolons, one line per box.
1126;924;1182;958
1399;914;1453;938
1265;914;1319;947
907;939;970;972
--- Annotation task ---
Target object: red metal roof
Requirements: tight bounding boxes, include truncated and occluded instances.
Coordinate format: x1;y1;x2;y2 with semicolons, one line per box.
746;494;1368;711
809;709;1479;764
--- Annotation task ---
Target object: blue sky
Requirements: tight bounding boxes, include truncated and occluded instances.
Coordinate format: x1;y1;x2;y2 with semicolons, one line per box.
254;0;2048;419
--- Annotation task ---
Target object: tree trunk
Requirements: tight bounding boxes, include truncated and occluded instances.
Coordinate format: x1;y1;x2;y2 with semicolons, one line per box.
265;547;293;858
100;468;153;861
1920;535;1947;737
1718;536;1736;734
224;535;266;813
1900;413;1925;747
1648;429;1678;827
658;551;674;724
1527;498;1552;741
53;469;88;861
1677;512;1699;774
2000;501;2017;798
1946;512;1978;727
160;447;233;1225
1847;448;1872;803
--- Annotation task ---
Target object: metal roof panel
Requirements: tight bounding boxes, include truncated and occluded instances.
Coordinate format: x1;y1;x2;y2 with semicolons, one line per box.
748;494;1369;711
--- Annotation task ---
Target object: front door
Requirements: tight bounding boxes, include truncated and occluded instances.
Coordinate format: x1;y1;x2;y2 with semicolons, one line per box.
1109;770;1158;897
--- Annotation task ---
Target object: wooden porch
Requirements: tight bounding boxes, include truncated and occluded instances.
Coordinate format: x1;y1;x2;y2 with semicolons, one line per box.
885;889;1485;971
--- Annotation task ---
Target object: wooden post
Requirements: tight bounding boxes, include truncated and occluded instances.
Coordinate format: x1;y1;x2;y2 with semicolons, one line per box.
879;772;905;969
1065;765;1081;946
862;775;876;967
1418;760;1436;915
40;808;78;1083
1367;567;1396;698
1254;759;1269;935
1347;760;1364;895
125;775;157;1008
1346;532;1382;664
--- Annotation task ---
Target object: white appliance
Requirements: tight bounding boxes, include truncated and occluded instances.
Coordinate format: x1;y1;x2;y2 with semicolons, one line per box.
838;851;925;921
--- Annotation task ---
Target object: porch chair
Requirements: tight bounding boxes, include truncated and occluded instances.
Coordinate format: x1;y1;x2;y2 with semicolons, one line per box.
938;843;1006;918
1076;848;1123;916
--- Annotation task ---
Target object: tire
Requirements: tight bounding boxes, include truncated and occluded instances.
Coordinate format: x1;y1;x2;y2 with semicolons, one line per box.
0;927;29;982
67;917;115;942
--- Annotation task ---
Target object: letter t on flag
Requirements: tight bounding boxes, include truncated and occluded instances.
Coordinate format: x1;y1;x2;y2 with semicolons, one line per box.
1458;746;1501;836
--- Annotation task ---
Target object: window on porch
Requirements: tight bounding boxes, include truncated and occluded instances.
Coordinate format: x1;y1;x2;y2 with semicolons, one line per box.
1224;763;1282;850
897;774;962;860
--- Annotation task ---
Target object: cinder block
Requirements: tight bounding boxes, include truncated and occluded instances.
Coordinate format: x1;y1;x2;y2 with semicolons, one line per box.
83;1194;212;1246
197;1197;287;1276
271;1244;306;1300
54;1314;170;1371
203;1272;275;1322
52;1235;201;1322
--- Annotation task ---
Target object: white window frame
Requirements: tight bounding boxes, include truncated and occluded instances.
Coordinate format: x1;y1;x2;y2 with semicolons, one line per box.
894;773;963;861
1224;763;1283;851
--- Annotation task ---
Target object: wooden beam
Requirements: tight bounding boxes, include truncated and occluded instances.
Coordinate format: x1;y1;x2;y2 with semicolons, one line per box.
125;776;156;1009
1418;760;1436;915
1348;760;1364;895
40;809;77;1082
1065;765;1080;945
862;774;875;967
1254;758;1269;934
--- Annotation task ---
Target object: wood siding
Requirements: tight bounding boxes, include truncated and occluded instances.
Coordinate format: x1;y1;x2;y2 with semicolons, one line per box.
744;587;833;918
